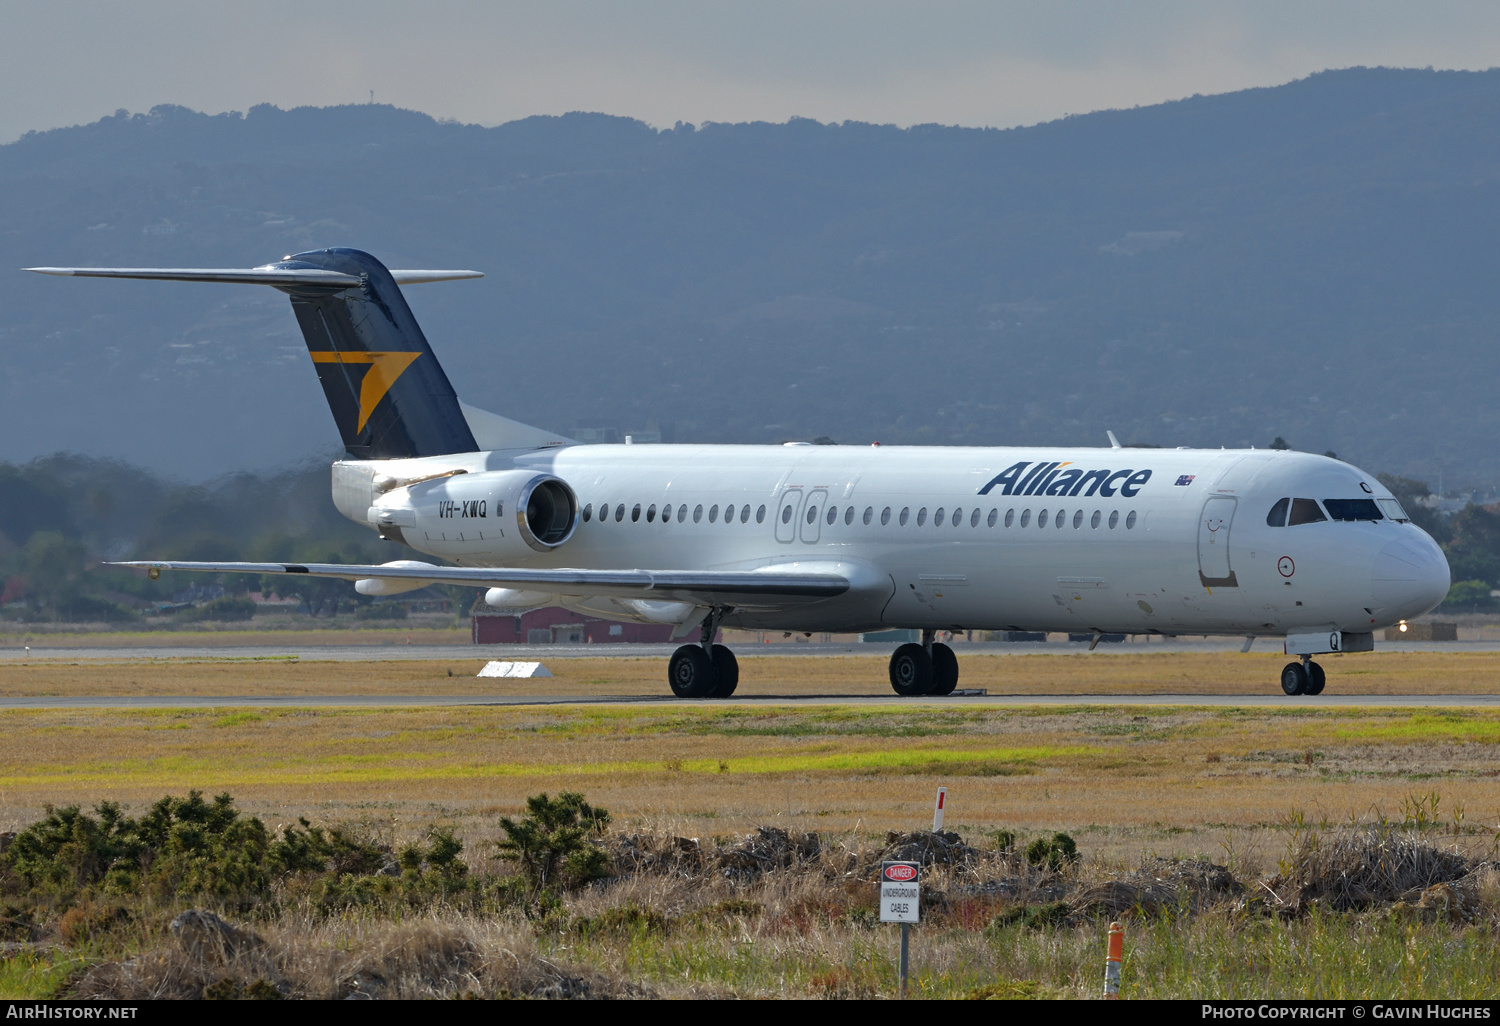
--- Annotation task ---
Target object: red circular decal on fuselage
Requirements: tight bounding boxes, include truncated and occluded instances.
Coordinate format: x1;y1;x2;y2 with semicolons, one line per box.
885;865;917;881
1278;556;1295;578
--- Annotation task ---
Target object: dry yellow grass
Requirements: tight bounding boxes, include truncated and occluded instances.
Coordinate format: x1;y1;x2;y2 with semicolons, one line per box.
3;649;1500;697
2;700;1497;867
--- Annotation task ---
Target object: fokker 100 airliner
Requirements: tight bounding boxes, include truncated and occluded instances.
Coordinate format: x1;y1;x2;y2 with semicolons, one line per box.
27;248;1451;698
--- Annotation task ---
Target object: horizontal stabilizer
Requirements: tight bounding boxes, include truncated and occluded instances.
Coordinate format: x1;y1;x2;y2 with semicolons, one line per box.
24;266;482;286
113;560;850;609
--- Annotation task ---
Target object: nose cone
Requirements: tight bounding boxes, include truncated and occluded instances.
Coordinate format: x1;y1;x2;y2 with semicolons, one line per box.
1372;535;1451;619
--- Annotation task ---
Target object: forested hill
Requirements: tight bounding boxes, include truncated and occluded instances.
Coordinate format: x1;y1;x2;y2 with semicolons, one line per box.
3;67;1499;484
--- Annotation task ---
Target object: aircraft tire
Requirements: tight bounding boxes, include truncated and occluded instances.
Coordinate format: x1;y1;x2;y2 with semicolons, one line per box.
1280;661;1309;696
889;643;934;696
1305;661;1326;696
710;645;739;697
669;644;718;698
930;643;959;696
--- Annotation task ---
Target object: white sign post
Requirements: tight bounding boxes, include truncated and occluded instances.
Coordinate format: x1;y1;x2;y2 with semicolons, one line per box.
932;786;947;832
880;861;920;997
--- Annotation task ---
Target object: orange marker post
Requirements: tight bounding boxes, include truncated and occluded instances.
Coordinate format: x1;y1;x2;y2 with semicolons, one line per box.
1104;921;1123;999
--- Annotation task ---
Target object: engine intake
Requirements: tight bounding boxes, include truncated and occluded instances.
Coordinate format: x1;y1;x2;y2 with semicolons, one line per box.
517;476;577;550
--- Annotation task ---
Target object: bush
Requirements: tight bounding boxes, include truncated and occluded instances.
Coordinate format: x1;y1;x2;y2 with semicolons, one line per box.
355;603;407;620
1023;833;1080;872
55;595;138;623
497;792;611;893
0;792;365;904
174;597;256;622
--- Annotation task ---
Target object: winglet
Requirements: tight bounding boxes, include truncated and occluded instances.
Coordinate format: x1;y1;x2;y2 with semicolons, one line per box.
1106;430;1122;449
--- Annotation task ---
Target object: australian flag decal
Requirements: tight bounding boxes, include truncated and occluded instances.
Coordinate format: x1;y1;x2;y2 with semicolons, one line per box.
1175;475;1195;486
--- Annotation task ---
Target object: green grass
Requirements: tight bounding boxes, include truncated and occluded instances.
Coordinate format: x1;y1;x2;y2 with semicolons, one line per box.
0;952;81;999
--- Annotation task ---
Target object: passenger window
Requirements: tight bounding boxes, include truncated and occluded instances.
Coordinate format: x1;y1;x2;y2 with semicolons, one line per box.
582;503;593;523
1038;508;1049;527
1323;499;1383;522
988;508;998;527
1056;510;1066;529
933;508;944;526
755;505;765;523
845;507;855;525
1004;509;1014;527
709;504;719;523
678;504;688;522
916;508;927;526
971;509;980;528
694;504;703;523
881;507;892;526
726;504;737;522
782;504;794;525
647;504;657;523
1266;497;1289;527
828;506;838;525
806;505;818;525
1126;511;1137;529
1377;497;1409;522
1020;509;1031;528
1090;510;1100;529
615;504;626;523
863;506;873;525
900;507;910;526
1108;510;1119;529
1288;498;1327;526
631;504;642;523
1073;510;1083;529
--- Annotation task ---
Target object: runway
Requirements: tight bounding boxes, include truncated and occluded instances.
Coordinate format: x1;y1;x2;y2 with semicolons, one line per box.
4;692;1499;709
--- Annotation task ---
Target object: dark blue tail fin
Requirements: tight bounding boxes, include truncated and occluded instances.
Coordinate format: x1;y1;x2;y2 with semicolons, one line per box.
277;248;478;459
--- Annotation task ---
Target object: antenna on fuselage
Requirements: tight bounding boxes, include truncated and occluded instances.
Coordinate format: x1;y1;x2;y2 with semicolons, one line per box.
1106;430;1122;450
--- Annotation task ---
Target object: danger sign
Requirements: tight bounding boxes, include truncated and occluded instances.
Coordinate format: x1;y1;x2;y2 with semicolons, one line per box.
879;861;921;923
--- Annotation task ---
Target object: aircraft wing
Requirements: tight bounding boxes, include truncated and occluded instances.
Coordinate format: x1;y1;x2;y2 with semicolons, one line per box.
111;560;850;608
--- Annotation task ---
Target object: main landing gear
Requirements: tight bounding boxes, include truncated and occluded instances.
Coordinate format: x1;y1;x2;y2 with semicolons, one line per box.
667;608;738;699
888;629;959;696
1280;655;1326;696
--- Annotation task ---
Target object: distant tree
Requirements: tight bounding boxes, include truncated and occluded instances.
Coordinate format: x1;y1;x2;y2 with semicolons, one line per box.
1377;474;1448;542
17;531;87;621
1323;451;1338;460
1445;504;1500;587
1269;437;1291;450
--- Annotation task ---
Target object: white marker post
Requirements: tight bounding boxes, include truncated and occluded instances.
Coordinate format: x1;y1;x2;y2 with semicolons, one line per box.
880;861;920;998
932;786;947;832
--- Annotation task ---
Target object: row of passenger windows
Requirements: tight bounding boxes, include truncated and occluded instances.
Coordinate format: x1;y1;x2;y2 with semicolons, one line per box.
1266;496;1407;527
582;501;1138;531
585;502;767;524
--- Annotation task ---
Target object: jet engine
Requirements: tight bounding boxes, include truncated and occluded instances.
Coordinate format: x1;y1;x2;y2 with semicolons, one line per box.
367;468;578;561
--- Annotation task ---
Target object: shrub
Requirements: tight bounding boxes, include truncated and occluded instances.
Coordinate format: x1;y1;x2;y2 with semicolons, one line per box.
174;597;256;622
497;792;611;893
355;603;407;620
0;791;378;904
988;901;1071;932
1023;833;1080;872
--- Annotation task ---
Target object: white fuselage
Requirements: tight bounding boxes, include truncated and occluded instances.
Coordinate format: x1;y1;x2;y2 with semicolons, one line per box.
336;443;1450;636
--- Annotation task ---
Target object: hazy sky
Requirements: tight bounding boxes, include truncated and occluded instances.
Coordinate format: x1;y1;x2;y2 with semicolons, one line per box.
3;1;1500;142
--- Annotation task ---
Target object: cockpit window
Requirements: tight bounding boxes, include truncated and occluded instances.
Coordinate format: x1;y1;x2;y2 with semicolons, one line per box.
1266;497;1289;527
1323;499;1383;522
1288;498;1327;526
1377;497;1410;522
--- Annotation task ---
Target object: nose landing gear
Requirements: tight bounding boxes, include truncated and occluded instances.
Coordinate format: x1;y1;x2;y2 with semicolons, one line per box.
1280;655;1326;696
887;629;960;696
